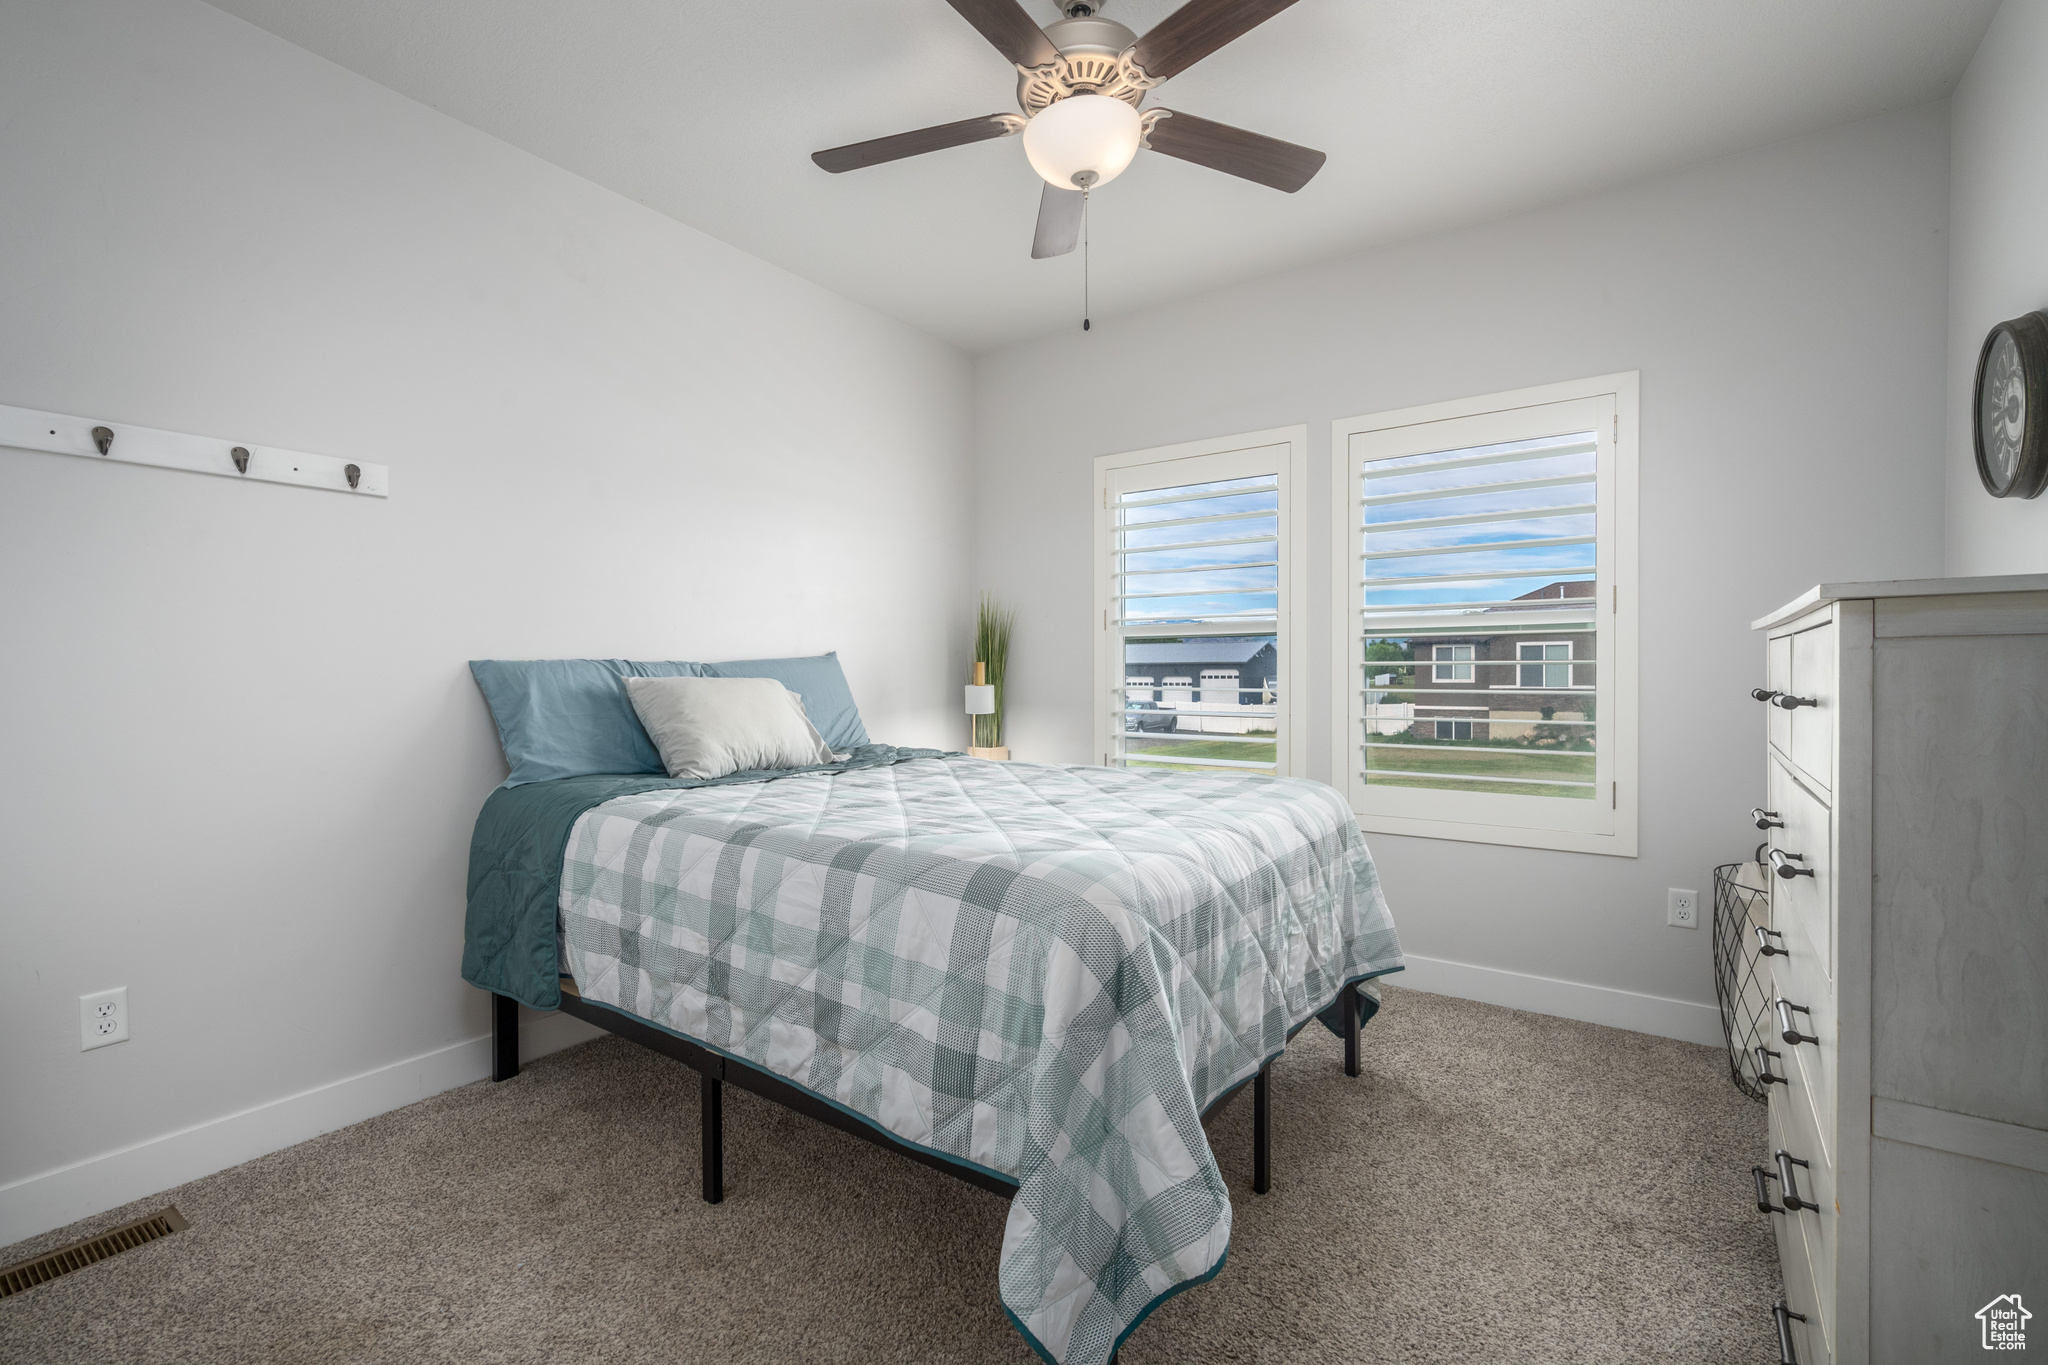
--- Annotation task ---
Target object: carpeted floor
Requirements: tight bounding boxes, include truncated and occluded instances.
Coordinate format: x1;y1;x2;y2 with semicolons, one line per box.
0;985;1780;1364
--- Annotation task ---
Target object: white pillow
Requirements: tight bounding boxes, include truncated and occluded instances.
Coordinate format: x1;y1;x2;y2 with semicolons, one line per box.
623;676;834;780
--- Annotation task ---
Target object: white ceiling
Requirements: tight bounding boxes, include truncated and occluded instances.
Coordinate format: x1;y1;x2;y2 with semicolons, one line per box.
205;0;1996;351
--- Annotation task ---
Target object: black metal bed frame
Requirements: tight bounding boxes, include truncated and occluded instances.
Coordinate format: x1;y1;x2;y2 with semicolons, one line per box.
491;978;1366;1359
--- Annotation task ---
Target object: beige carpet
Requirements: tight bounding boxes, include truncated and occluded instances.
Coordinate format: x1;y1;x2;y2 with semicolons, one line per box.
0;986;1780;1364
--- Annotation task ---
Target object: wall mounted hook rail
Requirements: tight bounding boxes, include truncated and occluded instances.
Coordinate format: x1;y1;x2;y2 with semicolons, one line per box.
0;403;388;498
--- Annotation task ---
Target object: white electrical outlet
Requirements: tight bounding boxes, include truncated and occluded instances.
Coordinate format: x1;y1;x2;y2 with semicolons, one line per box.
79;987;129;1051
1667;888;1699;930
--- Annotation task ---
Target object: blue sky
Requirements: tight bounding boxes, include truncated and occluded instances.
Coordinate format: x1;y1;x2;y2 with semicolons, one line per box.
1361;433;1597;611
1117;475;1281;622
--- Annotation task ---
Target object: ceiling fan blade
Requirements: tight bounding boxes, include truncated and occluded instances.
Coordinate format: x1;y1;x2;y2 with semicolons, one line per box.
812;114;1020;173
1128;0;1301;83
943;0;1061;69
1144;110;1325;192
1031;184;1085;258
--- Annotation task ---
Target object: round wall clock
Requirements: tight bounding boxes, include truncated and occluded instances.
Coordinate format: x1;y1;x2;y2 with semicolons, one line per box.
1973;310;2048;499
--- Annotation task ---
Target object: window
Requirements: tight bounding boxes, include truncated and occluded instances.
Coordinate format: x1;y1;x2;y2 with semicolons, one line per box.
1515;642;1573;690
1097;426;1307;777
1331;376;1638;855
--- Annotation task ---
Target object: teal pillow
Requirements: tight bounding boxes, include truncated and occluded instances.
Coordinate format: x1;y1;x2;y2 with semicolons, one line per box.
707;652;871;752
469;658;708;786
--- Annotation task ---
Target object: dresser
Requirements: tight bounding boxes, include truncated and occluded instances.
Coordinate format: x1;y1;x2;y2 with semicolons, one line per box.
1751;575;2048;1363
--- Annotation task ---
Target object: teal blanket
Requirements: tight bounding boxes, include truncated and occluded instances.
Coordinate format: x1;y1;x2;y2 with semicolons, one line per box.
461;745;952;1009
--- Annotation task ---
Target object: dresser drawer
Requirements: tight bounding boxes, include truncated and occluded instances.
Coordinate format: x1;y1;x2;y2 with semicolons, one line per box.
1761;1096;1843;1358
1767;632;1793;758
1768;1207;1822;1364
1786;620;1835;792
1767;757;1833;981
1768;939;1838;1166
1769;1064;1835;1334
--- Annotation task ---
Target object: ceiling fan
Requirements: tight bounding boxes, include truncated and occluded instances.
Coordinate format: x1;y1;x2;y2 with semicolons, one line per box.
811;0;1326;259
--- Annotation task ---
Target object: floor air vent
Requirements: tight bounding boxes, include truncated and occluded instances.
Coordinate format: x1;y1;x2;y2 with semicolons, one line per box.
0;1207;189;1298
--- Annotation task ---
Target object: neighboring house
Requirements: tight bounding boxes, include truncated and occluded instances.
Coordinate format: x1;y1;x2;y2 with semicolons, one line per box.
1124;638;1277;734
1399;581;1596;741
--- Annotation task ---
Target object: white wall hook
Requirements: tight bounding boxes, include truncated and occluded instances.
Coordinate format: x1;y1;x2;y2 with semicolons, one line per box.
0;403;388;497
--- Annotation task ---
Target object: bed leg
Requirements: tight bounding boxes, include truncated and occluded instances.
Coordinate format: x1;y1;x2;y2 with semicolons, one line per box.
1252;1062;1272;1196
1342;981;1361;1079
701;1071;724;1205
491;993;519;1082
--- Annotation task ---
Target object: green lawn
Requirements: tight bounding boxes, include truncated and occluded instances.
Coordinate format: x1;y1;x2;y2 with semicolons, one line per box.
1125;735;1277;775
1361;735;1594;799
1122;732;1595;798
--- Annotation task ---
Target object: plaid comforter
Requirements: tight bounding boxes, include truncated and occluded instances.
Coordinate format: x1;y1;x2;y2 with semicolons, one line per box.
559;755;1403;1365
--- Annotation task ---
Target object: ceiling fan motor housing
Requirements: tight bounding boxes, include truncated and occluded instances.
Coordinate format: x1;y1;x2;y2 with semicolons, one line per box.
1017;15;1147;115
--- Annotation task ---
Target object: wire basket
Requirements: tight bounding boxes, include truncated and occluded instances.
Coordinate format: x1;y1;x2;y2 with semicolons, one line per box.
1712;861;1775;1103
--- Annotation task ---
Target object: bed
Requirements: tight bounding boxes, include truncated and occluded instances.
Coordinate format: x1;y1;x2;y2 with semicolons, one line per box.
464;743;1403;1365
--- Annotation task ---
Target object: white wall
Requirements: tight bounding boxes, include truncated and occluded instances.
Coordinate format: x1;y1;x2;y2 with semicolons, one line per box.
0;0;970;1242
972;105;1950;1040
1946;0;2048;573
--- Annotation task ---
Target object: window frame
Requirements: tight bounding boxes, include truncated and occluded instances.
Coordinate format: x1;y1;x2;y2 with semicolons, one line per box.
1431;643;1475;682
1506;640;1584;692
1329;375;1639;856
1095;425;1309;775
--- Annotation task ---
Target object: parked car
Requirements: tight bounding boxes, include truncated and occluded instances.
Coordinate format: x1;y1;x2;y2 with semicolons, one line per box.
1124;701;1179;733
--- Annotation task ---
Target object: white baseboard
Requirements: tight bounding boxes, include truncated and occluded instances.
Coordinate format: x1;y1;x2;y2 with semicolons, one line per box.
0;1008;600;1248
3;965;1718;1248
1394;954;1723;1047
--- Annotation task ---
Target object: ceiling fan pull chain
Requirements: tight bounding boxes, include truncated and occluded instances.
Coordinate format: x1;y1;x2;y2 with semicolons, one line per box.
1082;188;1091;332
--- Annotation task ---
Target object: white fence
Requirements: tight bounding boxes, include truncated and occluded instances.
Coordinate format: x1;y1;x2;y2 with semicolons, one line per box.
1124;676;1276;736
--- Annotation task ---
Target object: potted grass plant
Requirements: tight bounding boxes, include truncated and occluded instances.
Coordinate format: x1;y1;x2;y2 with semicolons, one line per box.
967;596;1014;760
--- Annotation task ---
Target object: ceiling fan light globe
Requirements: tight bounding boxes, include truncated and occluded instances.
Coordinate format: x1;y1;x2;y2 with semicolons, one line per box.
1022;94;1141;191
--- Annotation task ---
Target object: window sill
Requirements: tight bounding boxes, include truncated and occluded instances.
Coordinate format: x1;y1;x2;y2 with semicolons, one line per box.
1352;809;1638;857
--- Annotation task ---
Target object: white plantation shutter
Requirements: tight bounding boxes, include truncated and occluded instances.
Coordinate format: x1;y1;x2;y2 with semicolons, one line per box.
1116;474;1280;630
1332;379;1638;856
1095;428;1307;779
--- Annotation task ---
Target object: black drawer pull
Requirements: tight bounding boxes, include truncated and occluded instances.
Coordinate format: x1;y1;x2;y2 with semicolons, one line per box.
1751;807;1784;830
1755;1045;1789;1085
1755;926;1789;957
1751;688;1819;709
1753;1165;1787;1214
1775;1150;1819;1212
1777;999;1819;1046
1769;849;1815;880
1774;1302;1807;1363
